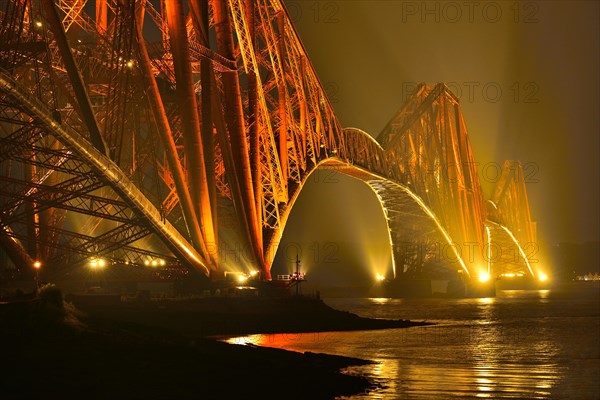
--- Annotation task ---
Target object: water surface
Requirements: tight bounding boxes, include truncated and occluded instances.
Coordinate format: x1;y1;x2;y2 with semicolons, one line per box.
227;286;600;399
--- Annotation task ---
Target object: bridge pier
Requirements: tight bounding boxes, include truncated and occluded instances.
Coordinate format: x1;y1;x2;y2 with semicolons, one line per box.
378;277;497;298
380;274;432;298
464;279;496;298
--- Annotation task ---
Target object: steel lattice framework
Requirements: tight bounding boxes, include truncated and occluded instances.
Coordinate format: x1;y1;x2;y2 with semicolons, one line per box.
0;0;539;282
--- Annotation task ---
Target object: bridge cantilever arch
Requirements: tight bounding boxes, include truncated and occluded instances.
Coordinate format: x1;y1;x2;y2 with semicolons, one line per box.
0;0;540;288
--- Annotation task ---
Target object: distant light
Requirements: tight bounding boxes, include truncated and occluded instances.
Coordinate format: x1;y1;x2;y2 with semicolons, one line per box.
126;60;133;68
478;272;491;283
249;270;259;277
33;261;42;269
144;260;150;266
98;259;106;267
331;149;337;154
237;275;247;283
35;21;42;28
159;259;166;266
539;272;548;282
376;274;385;282
151;260;158;267
77;39;82;43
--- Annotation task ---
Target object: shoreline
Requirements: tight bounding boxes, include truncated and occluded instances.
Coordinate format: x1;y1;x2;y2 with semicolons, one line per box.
67;294;431;337
1;293;429;398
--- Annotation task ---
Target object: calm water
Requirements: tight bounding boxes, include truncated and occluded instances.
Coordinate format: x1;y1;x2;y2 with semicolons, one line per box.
226;285;600;399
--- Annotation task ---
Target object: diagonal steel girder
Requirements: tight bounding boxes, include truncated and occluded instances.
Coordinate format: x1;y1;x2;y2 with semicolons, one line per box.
0;174;103;217
0;176;133;225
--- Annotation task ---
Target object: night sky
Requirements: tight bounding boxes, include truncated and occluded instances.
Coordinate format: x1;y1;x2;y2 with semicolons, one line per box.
280;0;598;241
272;1;598;278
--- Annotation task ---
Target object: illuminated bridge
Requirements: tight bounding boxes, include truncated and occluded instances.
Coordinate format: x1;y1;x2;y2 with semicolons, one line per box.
0;0;541;289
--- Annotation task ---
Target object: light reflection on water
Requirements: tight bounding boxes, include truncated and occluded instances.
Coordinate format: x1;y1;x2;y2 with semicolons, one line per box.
226;288;599;399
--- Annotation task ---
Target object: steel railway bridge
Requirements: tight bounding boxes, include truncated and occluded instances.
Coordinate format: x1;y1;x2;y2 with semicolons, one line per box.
0;0;540;288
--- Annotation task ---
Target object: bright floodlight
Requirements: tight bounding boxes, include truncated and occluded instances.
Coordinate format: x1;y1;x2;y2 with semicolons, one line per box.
159;259;166;266
237;275;247;283
144;260;150;266
33;261;42;269
539;272;548;282
376;274;385;281
151;260;158;267
478;272;491;283
89;258;105;269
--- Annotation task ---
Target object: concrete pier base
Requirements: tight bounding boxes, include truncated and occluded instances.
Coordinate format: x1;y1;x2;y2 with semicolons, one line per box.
382;277;432;298
465;280;496;298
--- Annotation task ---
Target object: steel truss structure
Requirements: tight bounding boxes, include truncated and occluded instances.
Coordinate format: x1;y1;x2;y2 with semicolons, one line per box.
0;0;538;282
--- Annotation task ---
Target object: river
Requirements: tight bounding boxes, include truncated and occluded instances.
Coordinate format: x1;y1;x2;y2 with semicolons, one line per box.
226;284;599;399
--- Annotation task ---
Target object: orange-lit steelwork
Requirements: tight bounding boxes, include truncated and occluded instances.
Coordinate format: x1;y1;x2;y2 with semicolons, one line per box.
0;0;538;285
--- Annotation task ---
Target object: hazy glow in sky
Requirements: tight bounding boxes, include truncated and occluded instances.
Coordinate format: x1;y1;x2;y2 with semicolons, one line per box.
284;0;599;245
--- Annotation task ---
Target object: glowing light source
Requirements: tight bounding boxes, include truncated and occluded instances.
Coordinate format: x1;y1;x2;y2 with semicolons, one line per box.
89;258;106;270
33;261;42;269
151;260;158;267
501;273;525;278
539;272;548;282
478;272;491;283
237;275;247;283
126;60;133;68
376;274;386;282
35;21;42;28
249;270;259;277
159;259;166;266
144;260;150;266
